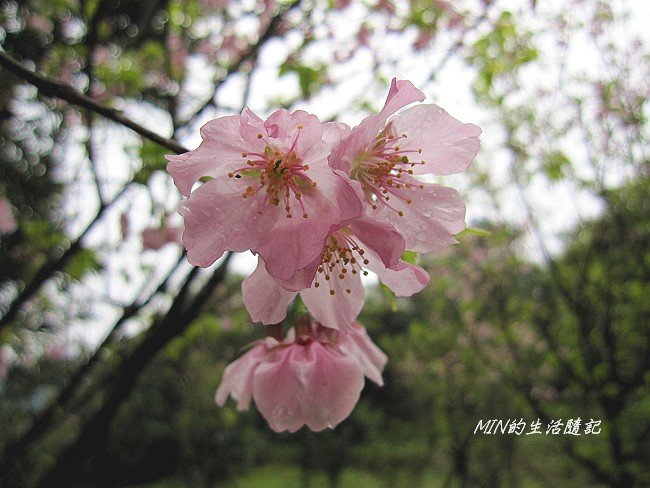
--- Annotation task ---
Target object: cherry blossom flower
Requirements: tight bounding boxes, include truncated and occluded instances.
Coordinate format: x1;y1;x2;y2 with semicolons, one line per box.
215;320;387;432
242;216;429;330
329;78;481;253
167;109;362;281
0;197;18;235
141;224;183;250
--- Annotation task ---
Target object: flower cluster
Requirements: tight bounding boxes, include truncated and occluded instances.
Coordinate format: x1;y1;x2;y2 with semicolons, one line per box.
166;79;481;432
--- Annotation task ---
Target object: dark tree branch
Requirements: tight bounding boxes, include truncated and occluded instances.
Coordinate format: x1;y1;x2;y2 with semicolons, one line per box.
36;254;232;488
0;51;189;154
178;0;302;128
0;185;129;333
0;254;187;479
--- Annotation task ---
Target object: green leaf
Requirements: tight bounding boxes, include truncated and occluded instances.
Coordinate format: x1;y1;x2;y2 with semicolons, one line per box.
134;140;171;184
401;250;418;264
21;220;67;250
65;249;101;281
544;151;571;180
380;283;398;312
458;227;492;238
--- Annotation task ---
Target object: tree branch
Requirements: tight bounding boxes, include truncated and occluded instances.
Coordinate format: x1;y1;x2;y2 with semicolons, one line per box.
0;51;188;154
0;253;187;479
178;0;302;127
0;185;130;333
36;254;232;488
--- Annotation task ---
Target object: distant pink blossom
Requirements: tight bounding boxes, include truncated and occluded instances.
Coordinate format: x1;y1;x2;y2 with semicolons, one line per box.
215;320;387;432
167;33;188;71
329;78;481;253
120;212;130;240
27;14;53;35
201;0;229;8
373;0;396;15
413;31;434;51
167;109;362;282
357;24;373;47
44;344;67;361
435;0;465;29
141;224;183;250
258;0;276;35
332;0;352;9
242;216;429;330
0;345;13;380
0;197;18;234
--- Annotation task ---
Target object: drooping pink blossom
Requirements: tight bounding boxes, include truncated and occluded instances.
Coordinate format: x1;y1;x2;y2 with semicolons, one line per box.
215;337;276;411
328;78;481;253
342;322;388;386
215;320;387;432
242;216;429;330
141;224;183;250
167;109;362;281
0;197;18;235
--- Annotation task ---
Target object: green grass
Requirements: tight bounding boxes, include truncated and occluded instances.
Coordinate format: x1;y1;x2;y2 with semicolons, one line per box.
132;464;448;488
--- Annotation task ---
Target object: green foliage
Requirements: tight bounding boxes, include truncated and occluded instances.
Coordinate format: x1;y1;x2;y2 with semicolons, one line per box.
279;59;327;99
469;12;538;99
543;151;571;180
64;249;101;281
20;219;67;251
134;139;171;185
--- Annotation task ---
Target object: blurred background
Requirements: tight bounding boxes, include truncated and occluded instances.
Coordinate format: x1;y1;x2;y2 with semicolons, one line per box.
0;0;648;486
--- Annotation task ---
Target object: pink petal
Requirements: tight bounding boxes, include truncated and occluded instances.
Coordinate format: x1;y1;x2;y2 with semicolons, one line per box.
257;169;362;281
329;79;424;173
322;121;351;147
300;268;365;331
238;108;271;147
179;178;275;266
272;255;321;292
242;259;297;324
358;79;425;148
348;216;404;269
252;344;309;433
392;104;481;175
369;258;430;297
301;342;365;431
372;175;466;253
215;339;274;411
166;114;245;197
341;323;388;386
263;109;323;156
253;342;364;432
